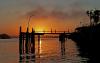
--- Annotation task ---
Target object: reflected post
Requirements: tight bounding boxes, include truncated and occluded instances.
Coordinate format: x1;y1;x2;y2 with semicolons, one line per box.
59;33;66;59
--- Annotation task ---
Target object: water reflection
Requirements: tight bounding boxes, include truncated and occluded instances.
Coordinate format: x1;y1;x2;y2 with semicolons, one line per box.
39;39;42;54
19;38;88;63
60;40;66;60
19;51;35;63
19;39;36;63
37;35;42;58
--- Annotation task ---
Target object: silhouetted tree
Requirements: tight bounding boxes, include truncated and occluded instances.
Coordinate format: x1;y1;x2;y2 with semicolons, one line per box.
87;9;100;25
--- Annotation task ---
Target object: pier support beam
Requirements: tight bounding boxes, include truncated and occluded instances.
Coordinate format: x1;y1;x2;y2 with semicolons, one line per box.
25;27;30;60
59;33;65;42
25;27;29;54
19;26;23;60
31;28;35;58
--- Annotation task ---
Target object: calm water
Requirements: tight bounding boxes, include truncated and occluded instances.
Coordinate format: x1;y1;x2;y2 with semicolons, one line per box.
0;38;88;63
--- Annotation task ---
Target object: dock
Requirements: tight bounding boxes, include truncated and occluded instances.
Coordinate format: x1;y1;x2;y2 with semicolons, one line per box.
19;26;71;61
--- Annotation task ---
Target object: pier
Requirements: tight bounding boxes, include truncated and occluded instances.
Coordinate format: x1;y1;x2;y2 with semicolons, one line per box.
19;26;71;62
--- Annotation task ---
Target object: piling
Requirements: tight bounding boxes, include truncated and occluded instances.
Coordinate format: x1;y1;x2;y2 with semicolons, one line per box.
19;26;23;60
31;28;35;58
59;32;65;42
25;27;30;60
19;26;71;62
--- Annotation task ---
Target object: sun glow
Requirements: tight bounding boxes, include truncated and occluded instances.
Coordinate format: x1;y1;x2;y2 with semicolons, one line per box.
33;25;48;33
35;28;44;33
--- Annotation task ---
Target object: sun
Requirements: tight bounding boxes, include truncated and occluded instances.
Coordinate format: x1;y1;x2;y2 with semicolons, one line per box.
35;26;45;33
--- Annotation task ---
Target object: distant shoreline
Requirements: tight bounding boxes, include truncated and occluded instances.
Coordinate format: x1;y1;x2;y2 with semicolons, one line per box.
0;34;11;39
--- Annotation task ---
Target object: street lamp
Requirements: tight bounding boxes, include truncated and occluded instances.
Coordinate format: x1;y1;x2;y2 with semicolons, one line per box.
27;15;34;30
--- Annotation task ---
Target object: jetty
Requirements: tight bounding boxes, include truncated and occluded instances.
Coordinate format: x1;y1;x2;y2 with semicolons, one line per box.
19;26;71;61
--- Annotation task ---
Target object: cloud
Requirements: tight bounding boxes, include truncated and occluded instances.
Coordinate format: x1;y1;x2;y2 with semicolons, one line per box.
22;0;89;22
25;5;86;21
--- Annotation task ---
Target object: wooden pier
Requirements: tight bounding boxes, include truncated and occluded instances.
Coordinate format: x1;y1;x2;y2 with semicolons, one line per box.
19;26;71;61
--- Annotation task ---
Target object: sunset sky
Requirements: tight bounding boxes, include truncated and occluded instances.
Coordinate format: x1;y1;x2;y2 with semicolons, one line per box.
0;0;100;36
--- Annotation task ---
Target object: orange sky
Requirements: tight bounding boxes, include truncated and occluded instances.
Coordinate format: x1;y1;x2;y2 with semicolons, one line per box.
1;0;98;36
0;13;89;36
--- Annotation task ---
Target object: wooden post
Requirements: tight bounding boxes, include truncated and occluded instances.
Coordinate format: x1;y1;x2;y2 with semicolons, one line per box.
55;30;56;33
59;33;65;42
19;26;23;60
31;28;35;58
25;27;29;56
28;33;31;54
22;33;24;55
51;28;52;33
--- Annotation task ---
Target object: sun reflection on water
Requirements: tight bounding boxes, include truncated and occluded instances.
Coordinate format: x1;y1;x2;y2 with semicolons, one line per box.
39;38;42;54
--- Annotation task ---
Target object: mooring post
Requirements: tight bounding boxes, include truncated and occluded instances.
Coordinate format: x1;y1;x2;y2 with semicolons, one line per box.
19;26;23;60
59;33;65;42
55;29;56;33
63;32;65;41
31;28;35;58
51;28;52;33
25;27;29;54
22;33;24;55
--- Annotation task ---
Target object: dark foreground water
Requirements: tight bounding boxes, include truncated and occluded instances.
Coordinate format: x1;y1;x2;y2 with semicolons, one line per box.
0;38;88;63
